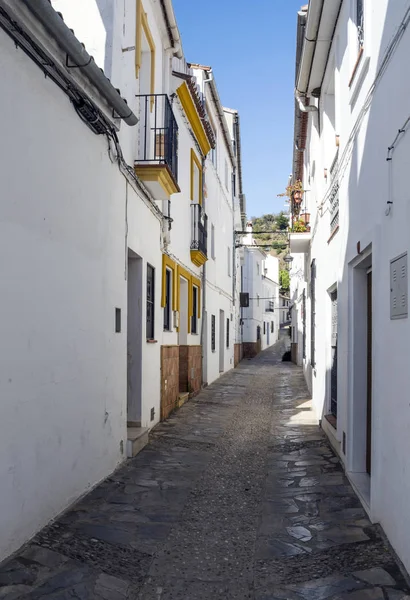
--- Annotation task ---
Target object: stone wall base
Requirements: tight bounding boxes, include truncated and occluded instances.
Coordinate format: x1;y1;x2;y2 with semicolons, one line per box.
243;341;261;359
234;343;243;367
161;346;179;421
161;345;202;421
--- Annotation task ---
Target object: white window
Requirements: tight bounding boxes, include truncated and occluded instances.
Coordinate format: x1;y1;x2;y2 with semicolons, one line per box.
228;247;231;277
211;224;215;259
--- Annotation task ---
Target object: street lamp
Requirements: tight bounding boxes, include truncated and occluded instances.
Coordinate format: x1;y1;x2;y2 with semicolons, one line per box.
284;254;294;270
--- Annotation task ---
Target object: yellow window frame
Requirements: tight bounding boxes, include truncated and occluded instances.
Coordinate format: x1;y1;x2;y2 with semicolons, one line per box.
135;0;156;110
161;254;177;310
190;149;203;205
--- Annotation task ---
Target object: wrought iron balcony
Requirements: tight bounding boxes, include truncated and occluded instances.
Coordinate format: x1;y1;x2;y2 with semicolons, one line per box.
134;94;180;200
190;203;208;267
266;301;275;312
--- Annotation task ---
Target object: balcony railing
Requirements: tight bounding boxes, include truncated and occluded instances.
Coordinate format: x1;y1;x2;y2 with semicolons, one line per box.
266;301;274;312
136;94;178;183
191;203;208;257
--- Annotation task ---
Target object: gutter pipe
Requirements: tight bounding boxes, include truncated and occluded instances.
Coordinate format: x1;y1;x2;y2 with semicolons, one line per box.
161;0;183;58
295;89;317;112
21;0;138;126
296;0;324;95
206;71;236;168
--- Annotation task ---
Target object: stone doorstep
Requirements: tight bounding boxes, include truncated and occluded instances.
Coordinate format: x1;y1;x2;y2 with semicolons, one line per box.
126;427;149;458
177;392;189;409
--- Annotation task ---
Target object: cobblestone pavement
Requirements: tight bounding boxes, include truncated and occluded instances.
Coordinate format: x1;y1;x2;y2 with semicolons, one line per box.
1;335;410;599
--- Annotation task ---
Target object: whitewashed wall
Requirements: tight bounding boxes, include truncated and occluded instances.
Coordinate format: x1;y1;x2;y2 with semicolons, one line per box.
0;27;129;561
294;0;410;573
242;248;279;349
0;0;169;560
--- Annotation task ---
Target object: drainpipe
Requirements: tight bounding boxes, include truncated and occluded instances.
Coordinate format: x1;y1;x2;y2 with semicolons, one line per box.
21;0;138;125
161;0;183;58
295;90;318;113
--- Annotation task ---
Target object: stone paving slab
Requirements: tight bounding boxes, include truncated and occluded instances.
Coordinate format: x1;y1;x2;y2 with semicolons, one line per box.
0;334;409;599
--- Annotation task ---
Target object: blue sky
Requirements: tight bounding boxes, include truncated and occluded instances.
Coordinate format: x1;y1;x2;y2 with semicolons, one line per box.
173;0;303;219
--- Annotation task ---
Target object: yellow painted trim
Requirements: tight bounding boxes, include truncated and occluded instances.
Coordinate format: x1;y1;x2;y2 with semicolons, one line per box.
177;265;194;334
176;83;211;156
161;254;177;310
140;9;156;109
134;165;180;197
191;275;201;319
135;0;142;77
135;1;155;108
190;249;207;269
190;149;203;205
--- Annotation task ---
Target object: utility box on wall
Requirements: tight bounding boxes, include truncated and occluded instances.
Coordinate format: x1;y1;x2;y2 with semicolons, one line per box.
390;252;408;320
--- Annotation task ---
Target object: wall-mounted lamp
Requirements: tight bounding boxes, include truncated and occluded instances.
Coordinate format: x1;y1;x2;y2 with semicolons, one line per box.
284;254;294;271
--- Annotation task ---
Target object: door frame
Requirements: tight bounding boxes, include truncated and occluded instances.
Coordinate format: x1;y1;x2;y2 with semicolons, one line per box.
347;247;373;478
219;309;225;373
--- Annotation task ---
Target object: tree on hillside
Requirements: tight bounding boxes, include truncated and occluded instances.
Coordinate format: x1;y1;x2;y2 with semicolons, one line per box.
276;212;289;230
247;212;290;269
279;270;290;293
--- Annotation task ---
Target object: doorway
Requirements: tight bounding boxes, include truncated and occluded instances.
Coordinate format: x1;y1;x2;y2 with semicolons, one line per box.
179;277;188;346
330;290;338;420
219;310;225;373
127;251;143;426
349;249;372;506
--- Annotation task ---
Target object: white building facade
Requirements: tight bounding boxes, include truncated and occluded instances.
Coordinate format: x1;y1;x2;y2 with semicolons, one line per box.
289;0;410;572
0;0;243;564
240;226;280;357
279;295;291;326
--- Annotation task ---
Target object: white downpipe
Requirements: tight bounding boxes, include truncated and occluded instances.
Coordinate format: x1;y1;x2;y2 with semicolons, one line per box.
295;90;318;112
163;0;182;58
297;0;324;94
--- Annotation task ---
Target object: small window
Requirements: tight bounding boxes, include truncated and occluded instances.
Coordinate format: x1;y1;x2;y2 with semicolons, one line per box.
192;285;198;334
271;321;274;333
257;294;260;307
257;263;260;276
211;224;215;259
164;268;172;331
211;314;216;352
226;318;230;348
256;325;261;340
283;298;286;307
228;247;231;277
146;264;155;340
263;322;266;335
224;159;229;190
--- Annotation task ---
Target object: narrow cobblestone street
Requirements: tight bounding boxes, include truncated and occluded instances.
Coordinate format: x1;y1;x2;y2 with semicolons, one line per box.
1;335;409;600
